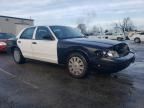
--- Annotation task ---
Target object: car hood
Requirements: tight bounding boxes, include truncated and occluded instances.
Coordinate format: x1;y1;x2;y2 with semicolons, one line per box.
63;38;122;48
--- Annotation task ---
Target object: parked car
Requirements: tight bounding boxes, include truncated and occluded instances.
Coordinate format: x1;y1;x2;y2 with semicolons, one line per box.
89;33;125;41
104;33;125;41
88;35;104;39
129;32;144;43
0;33;15;52
7;26;135;78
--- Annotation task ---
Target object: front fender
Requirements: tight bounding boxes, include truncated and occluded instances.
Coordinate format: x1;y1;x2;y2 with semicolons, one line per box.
58;45;91;64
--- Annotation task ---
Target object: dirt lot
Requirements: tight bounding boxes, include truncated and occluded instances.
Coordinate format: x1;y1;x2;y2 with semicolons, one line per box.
0;41;144;108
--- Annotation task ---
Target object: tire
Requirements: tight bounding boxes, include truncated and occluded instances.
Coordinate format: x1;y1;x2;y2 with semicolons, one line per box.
13;48;25;64
117;37;122;41
67;53;88;78
134;38;141;43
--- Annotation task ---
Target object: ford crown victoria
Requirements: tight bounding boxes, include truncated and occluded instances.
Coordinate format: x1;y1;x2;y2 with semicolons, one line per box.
7;26;135;78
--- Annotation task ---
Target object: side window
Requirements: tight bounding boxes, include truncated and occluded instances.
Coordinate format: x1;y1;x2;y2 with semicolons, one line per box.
36;27;53;40
20;27;35;39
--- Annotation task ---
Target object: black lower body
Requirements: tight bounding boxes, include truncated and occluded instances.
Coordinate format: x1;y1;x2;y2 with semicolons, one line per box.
90;52;135;73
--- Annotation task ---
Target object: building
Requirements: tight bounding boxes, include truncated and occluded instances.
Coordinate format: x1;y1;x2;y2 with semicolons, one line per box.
0;15;34;35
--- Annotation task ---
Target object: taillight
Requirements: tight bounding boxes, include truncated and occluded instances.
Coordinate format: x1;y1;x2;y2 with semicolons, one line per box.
0;42;7;46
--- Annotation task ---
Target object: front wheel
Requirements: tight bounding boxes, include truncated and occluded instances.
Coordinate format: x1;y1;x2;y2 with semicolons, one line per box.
134;38;141;43
67;53;88;78
13;48;25;64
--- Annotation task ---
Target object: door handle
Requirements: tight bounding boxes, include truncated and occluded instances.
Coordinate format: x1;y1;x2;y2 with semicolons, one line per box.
32;42;37;44
18;41;21;43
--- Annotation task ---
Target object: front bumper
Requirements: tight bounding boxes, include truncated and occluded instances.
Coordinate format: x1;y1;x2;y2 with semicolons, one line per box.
90;52;135;73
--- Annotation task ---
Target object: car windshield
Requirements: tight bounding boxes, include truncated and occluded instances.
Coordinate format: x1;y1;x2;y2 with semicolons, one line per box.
50;26;84;39
0;33;15;39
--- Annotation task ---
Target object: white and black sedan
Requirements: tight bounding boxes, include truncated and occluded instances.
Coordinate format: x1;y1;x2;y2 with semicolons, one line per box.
7;26;135;78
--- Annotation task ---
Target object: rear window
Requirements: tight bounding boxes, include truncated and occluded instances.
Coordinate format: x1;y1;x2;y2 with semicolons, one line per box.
0;33;15;39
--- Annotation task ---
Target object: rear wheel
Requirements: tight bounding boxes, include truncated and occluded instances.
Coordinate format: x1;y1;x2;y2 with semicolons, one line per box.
117;37;123;41
67;53;88;78
13;48;25;64
134;38;141;43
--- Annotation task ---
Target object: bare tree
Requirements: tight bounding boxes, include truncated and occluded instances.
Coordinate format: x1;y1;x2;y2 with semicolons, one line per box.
77;24;87;35
89;25;104;36
113;17;136;38
76;11;97;35
91;26;99;34
119;17;135;33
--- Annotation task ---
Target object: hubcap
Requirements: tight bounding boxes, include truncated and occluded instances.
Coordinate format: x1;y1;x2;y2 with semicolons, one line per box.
14;50;20;62
68;57;85;75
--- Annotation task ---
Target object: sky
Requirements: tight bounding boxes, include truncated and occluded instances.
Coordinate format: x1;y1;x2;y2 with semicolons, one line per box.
0;0;144;29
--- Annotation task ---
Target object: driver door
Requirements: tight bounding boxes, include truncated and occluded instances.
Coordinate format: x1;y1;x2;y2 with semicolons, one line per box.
32;26;58;64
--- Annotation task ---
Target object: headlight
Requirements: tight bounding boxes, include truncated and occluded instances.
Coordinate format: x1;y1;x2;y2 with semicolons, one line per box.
107;50;119;58
0;42;7;46
95;50;119;58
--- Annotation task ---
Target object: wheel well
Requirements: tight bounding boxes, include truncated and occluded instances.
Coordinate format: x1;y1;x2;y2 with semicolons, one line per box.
134;37;140;40
134;37;141;42
11;46;20;53
65;50;89;64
